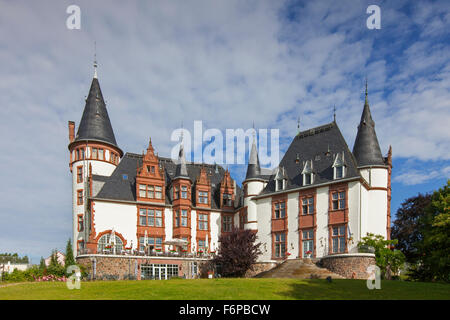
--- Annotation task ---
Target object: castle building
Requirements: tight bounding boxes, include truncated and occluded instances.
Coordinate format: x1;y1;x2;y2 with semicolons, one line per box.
68;64;391;279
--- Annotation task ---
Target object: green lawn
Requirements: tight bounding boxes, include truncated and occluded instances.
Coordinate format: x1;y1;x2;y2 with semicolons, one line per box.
0;278;448;300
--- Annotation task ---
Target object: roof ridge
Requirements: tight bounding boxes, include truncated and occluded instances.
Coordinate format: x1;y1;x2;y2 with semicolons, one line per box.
296;122;335;139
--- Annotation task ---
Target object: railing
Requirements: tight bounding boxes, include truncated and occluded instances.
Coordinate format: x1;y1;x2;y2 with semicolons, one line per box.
77;248;214;259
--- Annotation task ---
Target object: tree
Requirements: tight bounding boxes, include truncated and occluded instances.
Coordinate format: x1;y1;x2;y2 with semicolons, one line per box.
65;238;75;268
39;257;46;270
391;193;431;262
358;233;405;279
212;228;262;277
410;180;450;282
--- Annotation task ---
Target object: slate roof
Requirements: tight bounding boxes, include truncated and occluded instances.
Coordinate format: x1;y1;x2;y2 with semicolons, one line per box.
93;153;242;210
245;137;262;180
71;77;122;154
260;122;361;195
352;92;385;167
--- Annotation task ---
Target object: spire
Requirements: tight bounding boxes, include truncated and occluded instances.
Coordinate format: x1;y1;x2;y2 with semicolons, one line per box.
93;41;98;79
175;136;189;178
245;130;261;180
71;62;122;155
352;80;384;167
333;105;336;123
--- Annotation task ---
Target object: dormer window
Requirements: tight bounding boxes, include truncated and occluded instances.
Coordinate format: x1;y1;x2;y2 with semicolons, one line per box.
275;166;287;191
277;179;284;191
302;160;313;186
332;152;346;180
304;173;312;185
223;193;232;206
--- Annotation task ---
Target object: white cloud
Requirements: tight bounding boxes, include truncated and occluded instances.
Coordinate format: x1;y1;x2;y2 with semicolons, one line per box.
394;166;450;185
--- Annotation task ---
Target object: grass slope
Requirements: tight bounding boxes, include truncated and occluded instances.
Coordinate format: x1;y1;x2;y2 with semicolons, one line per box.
0;278;449;300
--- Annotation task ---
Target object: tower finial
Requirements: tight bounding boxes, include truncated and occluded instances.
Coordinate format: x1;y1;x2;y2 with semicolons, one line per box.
297;117;300;134
333;105;336;122
365;77;368;104
93;41;98;79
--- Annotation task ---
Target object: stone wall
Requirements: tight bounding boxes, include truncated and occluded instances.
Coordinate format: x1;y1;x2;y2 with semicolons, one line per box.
320;253;376;279
76;255;208;280
245;262;277;278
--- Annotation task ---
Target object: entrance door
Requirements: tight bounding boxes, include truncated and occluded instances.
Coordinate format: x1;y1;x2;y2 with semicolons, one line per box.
160;266;167;280
153;266;160;280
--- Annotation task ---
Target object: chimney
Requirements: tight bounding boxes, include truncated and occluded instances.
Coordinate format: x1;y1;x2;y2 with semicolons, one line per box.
68;121;75;143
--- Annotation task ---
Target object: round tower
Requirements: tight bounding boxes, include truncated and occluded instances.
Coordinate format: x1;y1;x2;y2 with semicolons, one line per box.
243;134;265;231
352;81;390;240
68;63;123;257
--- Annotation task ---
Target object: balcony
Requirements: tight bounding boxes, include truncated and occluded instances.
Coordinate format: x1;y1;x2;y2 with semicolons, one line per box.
77;248;214;259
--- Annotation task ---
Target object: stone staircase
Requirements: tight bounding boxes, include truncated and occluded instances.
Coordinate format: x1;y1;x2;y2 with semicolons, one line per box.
254;258;345;279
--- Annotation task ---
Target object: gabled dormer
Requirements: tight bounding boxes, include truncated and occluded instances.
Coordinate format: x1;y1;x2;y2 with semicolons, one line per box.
332;151;346;180
220;169;235;209
136;138;165;203
302;159;314;186
274;166;288;191
172;141;192;205
195;166;211;208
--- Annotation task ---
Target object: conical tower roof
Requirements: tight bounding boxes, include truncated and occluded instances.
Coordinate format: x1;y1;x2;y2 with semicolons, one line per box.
71;69;122;154
174;141;189;179
245;134;261;180
352;82;384;167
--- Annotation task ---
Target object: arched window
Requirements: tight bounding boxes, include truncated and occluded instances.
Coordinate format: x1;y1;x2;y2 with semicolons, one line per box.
97;233;123;253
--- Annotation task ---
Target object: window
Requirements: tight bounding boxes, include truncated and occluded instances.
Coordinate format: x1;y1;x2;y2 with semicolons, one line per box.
175;210;188;227
335;166;343;179
97;234;123;253
173;186;179;200
198;239;208;252
139;184;146;197
139;208;163;227
98;148;104;160
80;148;85;160
139;237;163;250
274;202;286;219
77;190;83;205
198;191;208;204
198;214;208;230
92;148;98;159
139;184;162;199
332;226;346;253
302;197;314;215
274;233;286;258
222;215;233;232
303;173;312;185
302;229;314;258
76;149;80;160
181;209;188;227
223;193;232;206
277;179;284;191
332;152;345;179
302;160;313;185
181;186;188;199
77;215;84;232
332;191;346;210
155;186;162;199
77;166;83;183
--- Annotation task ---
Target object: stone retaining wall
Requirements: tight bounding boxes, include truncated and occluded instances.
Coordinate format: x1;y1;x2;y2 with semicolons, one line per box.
245;262;277;278
76;255;208;280
320;253;376;279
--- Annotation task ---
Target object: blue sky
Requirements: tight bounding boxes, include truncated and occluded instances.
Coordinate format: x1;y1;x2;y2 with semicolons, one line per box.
0;0;448;263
